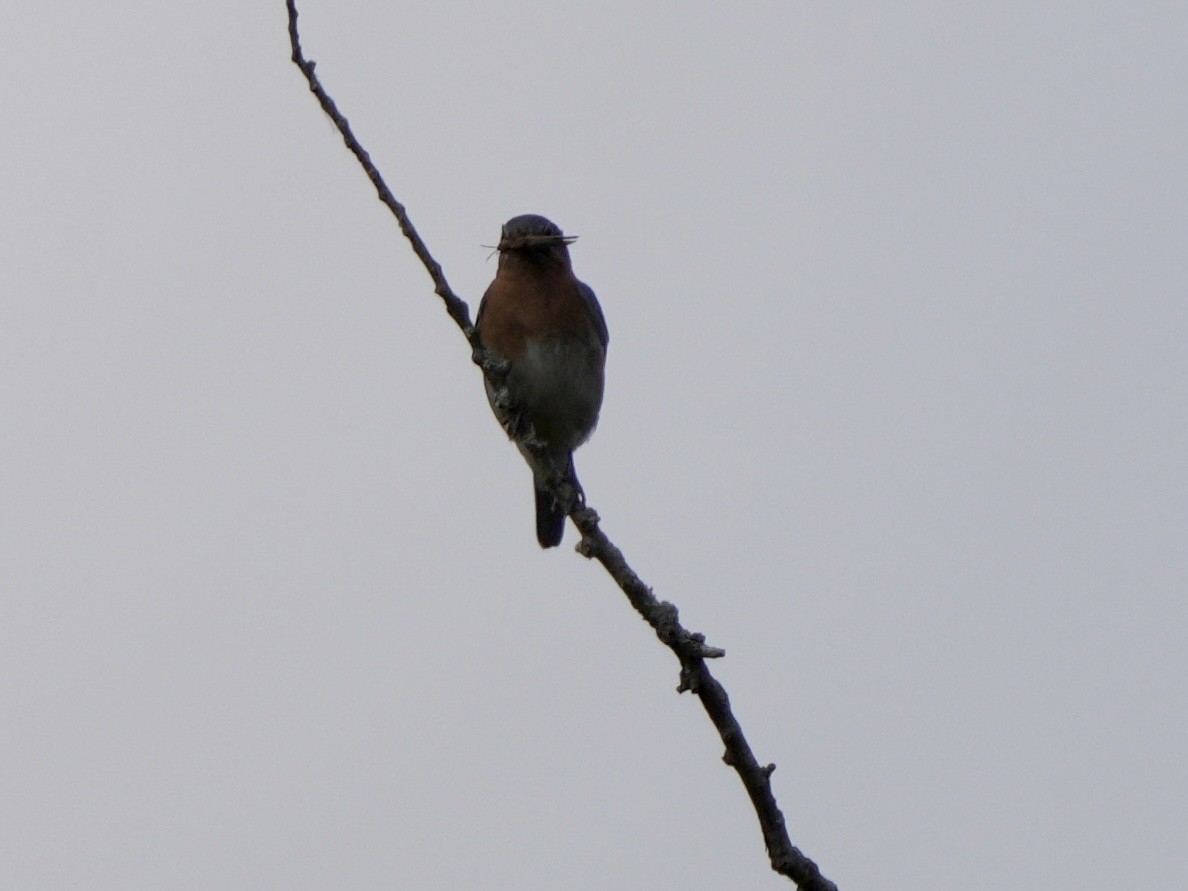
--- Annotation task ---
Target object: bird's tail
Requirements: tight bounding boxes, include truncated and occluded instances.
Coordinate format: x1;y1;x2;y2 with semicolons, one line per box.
532;452;579;548
534;482;566;548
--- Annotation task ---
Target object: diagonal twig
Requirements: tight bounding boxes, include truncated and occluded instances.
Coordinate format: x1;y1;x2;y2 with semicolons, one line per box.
286;3;837;887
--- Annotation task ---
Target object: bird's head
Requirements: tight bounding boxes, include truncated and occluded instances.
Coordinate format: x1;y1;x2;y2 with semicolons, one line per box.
495;214;577;267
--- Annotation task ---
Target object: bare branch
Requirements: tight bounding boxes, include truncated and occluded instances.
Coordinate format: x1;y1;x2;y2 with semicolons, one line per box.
571;506;837;889
286;3;837;887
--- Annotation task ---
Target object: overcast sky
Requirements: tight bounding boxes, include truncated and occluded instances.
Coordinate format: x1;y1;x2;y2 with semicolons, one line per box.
3;3;1186;888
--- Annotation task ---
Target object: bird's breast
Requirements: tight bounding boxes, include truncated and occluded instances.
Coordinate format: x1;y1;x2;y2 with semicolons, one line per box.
509;337;605;448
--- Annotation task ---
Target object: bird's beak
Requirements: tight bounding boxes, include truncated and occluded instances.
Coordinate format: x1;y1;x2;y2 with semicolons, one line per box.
496;233;578;252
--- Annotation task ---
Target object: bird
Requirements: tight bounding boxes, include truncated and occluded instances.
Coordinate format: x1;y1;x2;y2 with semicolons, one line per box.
476;214;609;548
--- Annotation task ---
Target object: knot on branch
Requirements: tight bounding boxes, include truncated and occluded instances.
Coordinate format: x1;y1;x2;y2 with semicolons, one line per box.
652;600;680;645
573;504;602;557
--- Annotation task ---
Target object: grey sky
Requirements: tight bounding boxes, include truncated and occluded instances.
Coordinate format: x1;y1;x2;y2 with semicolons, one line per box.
3;2;1185;888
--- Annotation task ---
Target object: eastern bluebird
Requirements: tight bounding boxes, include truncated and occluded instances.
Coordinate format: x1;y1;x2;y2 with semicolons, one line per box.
476;214;609;548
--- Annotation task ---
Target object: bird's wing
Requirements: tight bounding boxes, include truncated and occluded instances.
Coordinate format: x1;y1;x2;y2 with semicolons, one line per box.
578;281;609;350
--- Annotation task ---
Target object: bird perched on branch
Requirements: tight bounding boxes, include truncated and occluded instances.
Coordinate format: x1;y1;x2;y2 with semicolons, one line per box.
476;214;609;548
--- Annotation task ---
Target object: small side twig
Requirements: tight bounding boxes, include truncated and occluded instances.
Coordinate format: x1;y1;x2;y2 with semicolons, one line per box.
286;3;836;888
